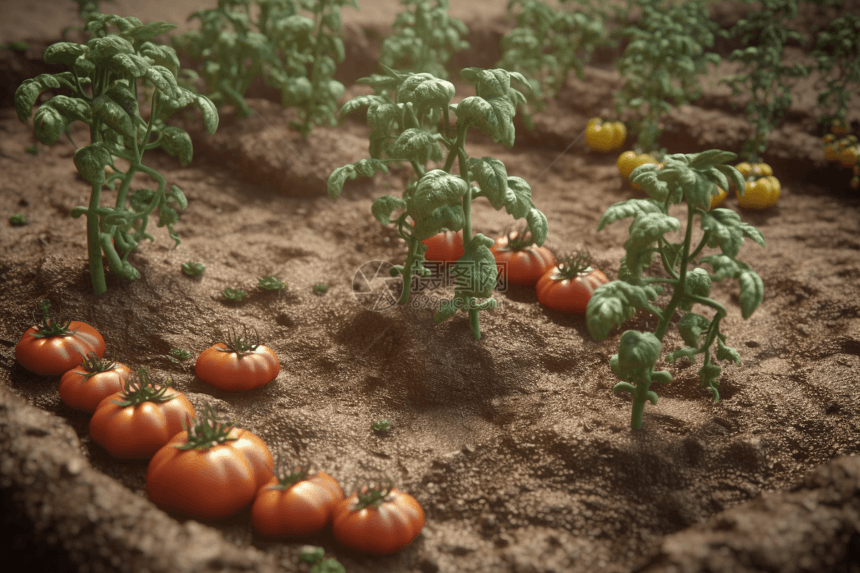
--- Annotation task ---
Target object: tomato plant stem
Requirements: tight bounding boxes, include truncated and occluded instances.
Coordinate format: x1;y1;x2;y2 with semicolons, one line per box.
654;204;695;341
86;178;107;295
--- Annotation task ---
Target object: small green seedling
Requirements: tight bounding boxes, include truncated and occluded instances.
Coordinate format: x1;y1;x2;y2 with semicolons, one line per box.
9;214;27;226
167;348;191;362
720;0;807;160
182;261;206;277
258;276;286;291
615;0;721;152
380;0;470;80
329;65;548;340
299;546;345;573
14;14;219;295
312;282;329;295
2;41;30;52
497;0;605;127
586;150;765;429
24;144;39;155
371;419;392;433
223;288;247;301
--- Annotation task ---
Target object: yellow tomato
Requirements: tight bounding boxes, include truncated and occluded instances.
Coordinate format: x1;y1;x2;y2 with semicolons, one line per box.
735;162;752;178
830;118;848;135
630;156;660;190
585;118;626;152
825;144;839;162
838;145;859;168
823;134;836;144
737;176;780;209
616;151;639;179
709;186;728;210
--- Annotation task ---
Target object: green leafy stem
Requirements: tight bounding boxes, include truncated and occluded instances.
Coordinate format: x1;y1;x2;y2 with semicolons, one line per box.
586;150;765;428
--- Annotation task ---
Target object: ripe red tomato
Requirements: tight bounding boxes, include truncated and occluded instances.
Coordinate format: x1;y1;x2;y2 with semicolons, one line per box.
536;253;609;314
146;404;274;520
194;328;280;392
490;232;556;286
59;353;131;413
422;230;465;262
331;483;425;555
15;301;105;376
89;370;196;460
251;468;344;537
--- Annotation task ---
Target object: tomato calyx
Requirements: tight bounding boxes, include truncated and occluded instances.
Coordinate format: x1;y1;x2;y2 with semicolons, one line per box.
174;402;237;451
219;325;261;355
113;368;177;407
76;352;118;378
271;466;317;490
554;251;593;280
501;230;536;251
28;300;73;338
352;479;395;511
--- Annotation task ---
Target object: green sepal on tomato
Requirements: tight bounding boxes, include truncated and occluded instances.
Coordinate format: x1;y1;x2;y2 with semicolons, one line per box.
194;327;280;391
490;231;556;286
89;368;195;460
536;252;609;314
15;300;105;376
146;403;274;520
251;467;345;538
59;352;131;412
331;481;425;555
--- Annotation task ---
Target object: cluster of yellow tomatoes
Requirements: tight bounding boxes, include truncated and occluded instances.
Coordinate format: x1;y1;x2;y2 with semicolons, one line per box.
584;117;627;152
14;303;424;556
822;118;859;190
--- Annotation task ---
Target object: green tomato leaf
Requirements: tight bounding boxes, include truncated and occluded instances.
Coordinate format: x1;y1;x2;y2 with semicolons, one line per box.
388;128;439;164
700;209;746;258
700;254;741;281
105;85;144;127
412;204;465;241
688;149;737;168
597;199;663;231
121;21;177;44
699;361;722;402
139;42;180;77
86;35;135;67
33;104;69;145
46;95;91;124
717;337;741;364
396;73;455;118
74;143;112;183
450;233;498;298
327;159;389;200
525;208;549;246
145;65;179;98
15;74;69;122
160;126;193;167
586;281;661;341
168;184;188;210
630;165;669;201
92;94;136;139
371;195;407;225
503;176;536;220
407;170;468;220
666;346;700;364
43;42;88;67
108;52;151;78
453;96;509;144
340;94;388;118
678;312;710;348
738;269;764;319
195;94;219;134
624;212;681;252
611;330;661;382
469;157;511;210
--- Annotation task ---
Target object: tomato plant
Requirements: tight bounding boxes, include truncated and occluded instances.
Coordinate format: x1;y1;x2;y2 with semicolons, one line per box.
331;481;424;555
587;150;765;429
709;186;728;210
490;231;556;286
251;467;344;537
90;368;195;460
585;117;626;152
536;252;609;314
422;229;465;262
195;327;280;391
15;301;105;376
59;352;131;412
146;403;274;520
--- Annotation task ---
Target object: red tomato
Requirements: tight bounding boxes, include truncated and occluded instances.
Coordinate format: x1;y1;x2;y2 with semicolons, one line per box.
89;369;196;460
194;330;280;391
146;404;274;520
536;254;609;314
251;468;345;537
490;232;556;286
59;352;131;413
15;301;105;376
331;483;425;555
422;230;465;262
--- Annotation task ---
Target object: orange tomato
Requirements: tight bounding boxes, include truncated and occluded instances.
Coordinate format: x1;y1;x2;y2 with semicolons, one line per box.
536;254;609;314
331;484;425;555
59;352;131;412
146;405;274;520
252;469;344;537
195;339;280;392
15;302;105;376
422;229;465;262
490;232;556;286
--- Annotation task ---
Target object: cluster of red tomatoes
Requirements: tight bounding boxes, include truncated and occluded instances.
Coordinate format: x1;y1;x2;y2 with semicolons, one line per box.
421;231;608;314
14;302;424;555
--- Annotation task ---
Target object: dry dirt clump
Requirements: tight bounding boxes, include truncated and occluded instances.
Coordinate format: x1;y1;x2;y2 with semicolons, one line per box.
1;1;860;572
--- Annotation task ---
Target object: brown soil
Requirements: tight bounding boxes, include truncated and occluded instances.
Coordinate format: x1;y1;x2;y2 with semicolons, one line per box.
2;1;860;572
